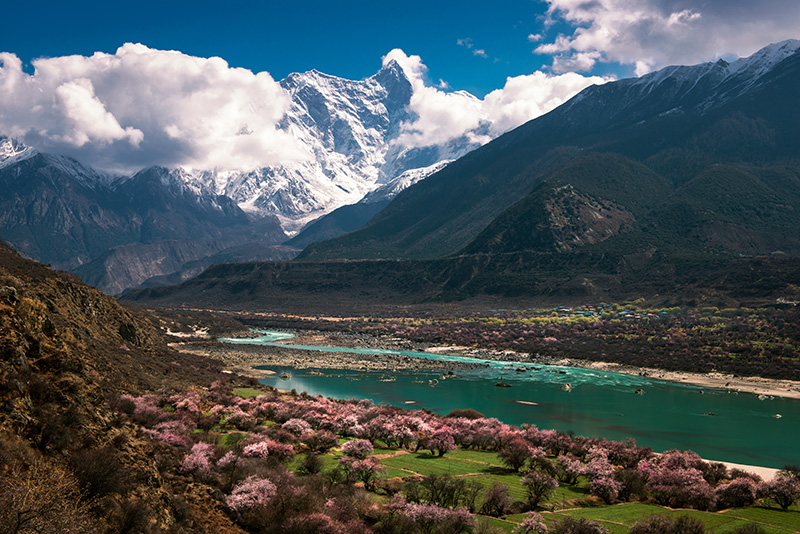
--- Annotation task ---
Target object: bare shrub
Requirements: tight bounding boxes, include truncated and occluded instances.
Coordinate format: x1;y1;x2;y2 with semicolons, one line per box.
70;447;129;499
0;458;100;534
116;498;153;534
298;453;324;475
552;516;610;534
480;483;514;517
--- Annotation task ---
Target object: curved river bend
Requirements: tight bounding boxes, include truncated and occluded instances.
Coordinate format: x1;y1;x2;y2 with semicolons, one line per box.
221;331;798;468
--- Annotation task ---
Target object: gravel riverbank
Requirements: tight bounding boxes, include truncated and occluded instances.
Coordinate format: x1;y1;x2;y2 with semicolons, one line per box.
171;334;489;378
172;329;800;400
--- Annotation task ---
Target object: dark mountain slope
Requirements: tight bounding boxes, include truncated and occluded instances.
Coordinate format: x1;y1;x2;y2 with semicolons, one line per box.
462;155;800;261
300;41;800;262
0;155;289;294
298;146;580;259
116;166;252;243
460;153;669;256
0;153;134;268
286;199;389;250
648;164;800;255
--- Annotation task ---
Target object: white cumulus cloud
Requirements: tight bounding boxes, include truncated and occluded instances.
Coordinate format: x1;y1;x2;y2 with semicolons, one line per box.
0;43;308;172
383;49;610;149
483;71;610;136
384;49;489;148
2;43;615;172
538;0;800;75
54;78;144;147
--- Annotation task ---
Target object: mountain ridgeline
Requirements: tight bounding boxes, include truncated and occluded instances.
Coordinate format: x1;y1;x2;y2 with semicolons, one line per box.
0;60;478;294
300;40;800;262
126;40;800;310
0;153;292;295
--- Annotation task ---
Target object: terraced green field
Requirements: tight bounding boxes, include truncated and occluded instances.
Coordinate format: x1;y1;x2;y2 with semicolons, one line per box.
365;446;799;533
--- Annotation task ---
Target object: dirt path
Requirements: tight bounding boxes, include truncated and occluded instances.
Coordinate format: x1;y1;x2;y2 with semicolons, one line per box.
373;450;412;460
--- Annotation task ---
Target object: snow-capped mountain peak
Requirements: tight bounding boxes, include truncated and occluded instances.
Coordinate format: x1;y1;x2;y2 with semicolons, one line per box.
0;136;121;186
625;39;800;109
556;40;800;131
197;59;475;233
359;160;452;205
0;136;36;169
726;39;800;76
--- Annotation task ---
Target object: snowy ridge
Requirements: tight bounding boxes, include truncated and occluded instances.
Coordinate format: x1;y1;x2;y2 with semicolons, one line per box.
553;39;800;134
359;160;452;205
0;136;122;186
626;39;800;109
43;153;121;187
726;39;800;77
192;60;478;233
0;136;36;170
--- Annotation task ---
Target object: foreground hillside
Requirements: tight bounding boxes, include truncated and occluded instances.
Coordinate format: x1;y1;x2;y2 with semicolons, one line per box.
0;241;250;531
97;382;800;534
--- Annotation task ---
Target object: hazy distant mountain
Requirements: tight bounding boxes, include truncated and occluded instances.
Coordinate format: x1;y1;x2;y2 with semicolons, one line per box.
0;139;288;294
0;143;131;269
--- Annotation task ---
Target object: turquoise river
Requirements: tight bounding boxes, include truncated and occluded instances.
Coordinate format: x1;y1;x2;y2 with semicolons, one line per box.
221;331;797;469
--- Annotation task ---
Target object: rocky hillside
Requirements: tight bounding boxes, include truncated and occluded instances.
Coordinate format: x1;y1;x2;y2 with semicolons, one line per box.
0;146;290;294
0;240;247;532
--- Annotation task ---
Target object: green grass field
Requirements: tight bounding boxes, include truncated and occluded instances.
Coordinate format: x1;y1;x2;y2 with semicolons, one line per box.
232;387;268;398
229;391;800;534
380;451;492;477
372;452;800;533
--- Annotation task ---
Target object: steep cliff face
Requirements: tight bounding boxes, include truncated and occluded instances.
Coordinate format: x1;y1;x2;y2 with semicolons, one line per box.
0;151;133;268
75;222;294;295
0;241;244;532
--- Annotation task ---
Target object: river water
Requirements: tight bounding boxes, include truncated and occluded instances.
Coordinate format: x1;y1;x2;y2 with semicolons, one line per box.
221;331;798;469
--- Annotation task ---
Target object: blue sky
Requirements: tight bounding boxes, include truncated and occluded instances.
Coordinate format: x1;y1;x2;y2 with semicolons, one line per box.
8;0;584;96
2;0;799;171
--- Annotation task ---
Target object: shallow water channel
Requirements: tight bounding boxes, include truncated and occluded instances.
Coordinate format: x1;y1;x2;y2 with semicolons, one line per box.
220;331;798;468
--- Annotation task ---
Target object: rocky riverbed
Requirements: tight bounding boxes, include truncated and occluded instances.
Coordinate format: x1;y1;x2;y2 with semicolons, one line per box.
171;336;490;378
172;329;800;399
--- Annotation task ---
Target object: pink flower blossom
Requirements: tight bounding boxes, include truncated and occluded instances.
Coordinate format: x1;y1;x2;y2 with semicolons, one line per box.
283;417;313;436
226;409;257;430
225;476;276;511
590;475;622;504
217;451;238;469
514;512;549;534
341;439;374;459
181;442;215;476
242;441;271;459
426;427;456;457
